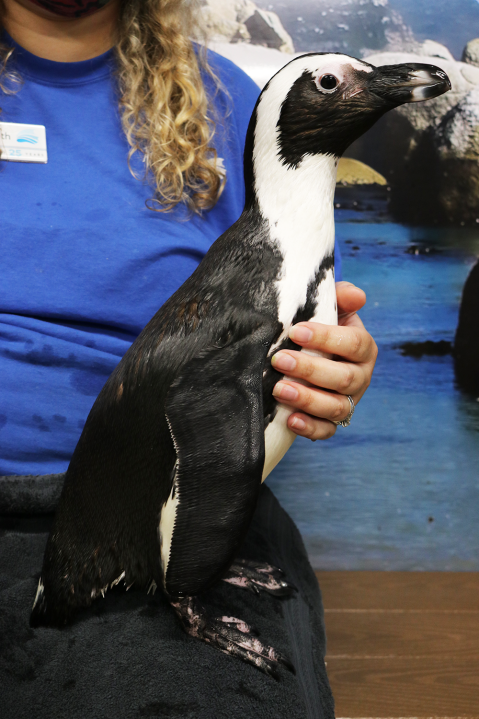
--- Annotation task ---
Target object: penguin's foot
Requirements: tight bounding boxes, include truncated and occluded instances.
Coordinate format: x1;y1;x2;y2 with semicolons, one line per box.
222;558;296;597
171;596;295;679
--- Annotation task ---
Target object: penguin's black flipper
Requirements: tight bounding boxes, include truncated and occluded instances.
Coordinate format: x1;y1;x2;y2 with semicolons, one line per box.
171;596;295;680
163;321;278;599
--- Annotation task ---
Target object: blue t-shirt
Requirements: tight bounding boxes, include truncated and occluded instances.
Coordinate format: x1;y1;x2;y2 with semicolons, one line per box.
1;38;342;475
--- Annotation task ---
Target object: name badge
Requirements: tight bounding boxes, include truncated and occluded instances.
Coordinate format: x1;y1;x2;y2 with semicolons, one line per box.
0;122;48;163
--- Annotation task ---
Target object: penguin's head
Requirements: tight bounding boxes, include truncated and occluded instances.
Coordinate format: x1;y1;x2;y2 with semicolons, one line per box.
249;53;451;173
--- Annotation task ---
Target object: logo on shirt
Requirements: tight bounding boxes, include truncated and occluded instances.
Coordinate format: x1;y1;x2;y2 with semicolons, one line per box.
17;134;39;144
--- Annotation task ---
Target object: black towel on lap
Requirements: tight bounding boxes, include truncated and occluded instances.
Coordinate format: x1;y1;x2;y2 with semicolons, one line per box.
0;478;335;719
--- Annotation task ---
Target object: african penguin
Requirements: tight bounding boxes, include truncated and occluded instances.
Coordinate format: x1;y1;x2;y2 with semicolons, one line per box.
30;53;450;677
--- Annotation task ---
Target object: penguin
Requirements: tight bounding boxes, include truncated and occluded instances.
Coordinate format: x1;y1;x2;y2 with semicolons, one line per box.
30;53;450;677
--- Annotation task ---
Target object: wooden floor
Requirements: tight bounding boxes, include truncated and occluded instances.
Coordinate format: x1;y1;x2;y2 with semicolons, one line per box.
315;571;479;719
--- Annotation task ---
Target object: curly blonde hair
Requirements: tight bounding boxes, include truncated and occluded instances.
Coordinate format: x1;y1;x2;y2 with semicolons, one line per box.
0;0;225;213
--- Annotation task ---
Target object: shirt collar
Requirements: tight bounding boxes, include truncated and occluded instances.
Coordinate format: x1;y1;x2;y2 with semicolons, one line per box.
2;31;114;86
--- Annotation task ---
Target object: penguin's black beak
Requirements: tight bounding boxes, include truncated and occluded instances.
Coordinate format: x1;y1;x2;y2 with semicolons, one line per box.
368;63;451;107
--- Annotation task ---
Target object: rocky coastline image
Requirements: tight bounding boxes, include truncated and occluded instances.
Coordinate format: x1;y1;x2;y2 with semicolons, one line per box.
199;0;479;572
200;0;479;226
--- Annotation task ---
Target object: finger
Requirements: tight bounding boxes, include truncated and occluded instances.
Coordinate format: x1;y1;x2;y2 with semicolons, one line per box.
287;413;337;441
336;281;366;315
339;309;365;329
272;381;352;424
271;350;366;397
289;322;376;364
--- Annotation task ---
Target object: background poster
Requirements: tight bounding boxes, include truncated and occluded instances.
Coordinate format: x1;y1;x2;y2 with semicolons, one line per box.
201;0;479;570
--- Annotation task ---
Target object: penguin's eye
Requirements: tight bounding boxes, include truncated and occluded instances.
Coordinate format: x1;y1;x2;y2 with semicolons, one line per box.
318;74;339;92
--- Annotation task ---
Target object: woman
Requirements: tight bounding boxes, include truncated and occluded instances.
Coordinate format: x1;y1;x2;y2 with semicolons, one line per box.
0;1;377;717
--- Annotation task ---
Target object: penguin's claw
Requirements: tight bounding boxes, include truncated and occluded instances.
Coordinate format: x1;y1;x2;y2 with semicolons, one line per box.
171;596;295;679
222;559;297;597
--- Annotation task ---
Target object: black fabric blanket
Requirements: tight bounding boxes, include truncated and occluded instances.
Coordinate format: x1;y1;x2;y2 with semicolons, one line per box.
0;476;335;719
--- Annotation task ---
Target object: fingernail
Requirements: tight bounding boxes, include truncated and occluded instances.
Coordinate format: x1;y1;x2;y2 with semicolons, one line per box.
272;352;296;371
290;416;306;431
272;382;299;401
289;325;313;343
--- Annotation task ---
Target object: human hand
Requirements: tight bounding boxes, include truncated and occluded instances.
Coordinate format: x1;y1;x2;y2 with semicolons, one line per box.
271;281;378;440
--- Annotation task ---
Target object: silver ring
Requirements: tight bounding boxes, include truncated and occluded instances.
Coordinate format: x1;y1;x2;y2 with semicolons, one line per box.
334;395;355;427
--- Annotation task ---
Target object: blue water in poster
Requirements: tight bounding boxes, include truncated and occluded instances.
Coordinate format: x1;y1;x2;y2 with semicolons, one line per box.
267;189;479;571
